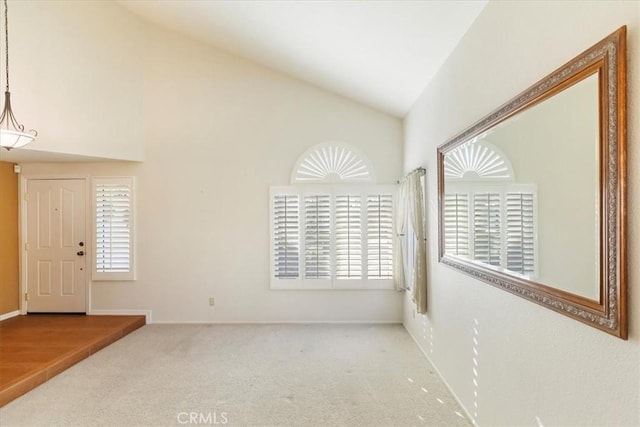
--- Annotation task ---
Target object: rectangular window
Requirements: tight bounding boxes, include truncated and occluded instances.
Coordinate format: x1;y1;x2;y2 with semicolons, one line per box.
506;192;535;276
473;192;502;267
93;177;136;281
272;194;300;280
335;195;363;279
270;186;395;289
444;193;469;257
367;195;393;279
443;185;537;278
304;195;331;279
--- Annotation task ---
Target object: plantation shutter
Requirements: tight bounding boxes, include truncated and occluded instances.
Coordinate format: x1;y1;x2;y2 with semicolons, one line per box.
270;186;395;289
506;192;535;275
335;195;362;279
444;193;470;256
273;194;300;279
473;193;501;267
93;177;135;280
304;195;331;279
367;194;393;279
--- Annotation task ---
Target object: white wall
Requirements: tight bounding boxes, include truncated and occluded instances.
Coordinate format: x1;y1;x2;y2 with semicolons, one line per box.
403;1;640;426
18;4;404;322
1;1;146;161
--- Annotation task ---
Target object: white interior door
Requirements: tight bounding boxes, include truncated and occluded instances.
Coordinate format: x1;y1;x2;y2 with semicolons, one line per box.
26;179;87;312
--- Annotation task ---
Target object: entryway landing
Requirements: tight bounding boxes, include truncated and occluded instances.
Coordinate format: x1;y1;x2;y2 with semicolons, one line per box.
0;314;145;407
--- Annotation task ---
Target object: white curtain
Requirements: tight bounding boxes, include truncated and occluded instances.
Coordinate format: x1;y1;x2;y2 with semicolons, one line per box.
393;180;408;290
407;172;427;314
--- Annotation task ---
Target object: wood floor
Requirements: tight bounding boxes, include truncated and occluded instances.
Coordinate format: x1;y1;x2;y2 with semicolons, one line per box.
0;314;145;407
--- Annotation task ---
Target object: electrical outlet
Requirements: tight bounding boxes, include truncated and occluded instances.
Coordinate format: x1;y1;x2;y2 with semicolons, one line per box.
209;297;215;306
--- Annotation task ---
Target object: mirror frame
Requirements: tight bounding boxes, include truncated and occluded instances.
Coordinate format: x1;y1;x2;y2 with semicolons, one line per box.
437;27;627;339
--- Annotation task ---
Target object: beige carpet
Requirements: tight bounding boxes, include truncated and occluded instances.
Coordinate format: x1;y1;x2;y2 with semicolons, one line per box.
0;324;470;427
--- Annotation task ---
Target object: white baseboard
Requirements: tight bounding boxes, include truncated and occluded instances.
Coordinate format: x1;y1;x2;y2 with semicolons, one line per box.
88;309;152;323
403;322;477;427
151;320;402;325
0;310;21;321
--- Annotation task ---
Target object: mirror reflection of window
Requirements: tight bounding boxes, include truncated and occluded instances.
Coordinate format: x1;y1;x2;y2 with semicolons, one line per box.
443;193;469;257
437;27;627;337
505;193;535;276
473;192;502;267
443;141;537;278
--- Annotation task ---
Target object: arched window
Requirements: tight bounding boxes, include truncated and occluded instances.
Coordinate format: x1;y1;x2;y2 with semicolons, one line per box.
291;142;375;183
270;142;394;290
443;141;537;278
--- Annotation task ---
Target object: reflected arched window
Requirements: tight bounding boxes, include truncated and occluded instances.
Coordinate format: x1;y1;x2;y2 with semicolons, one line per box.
444;141;537;278
444;140;514;181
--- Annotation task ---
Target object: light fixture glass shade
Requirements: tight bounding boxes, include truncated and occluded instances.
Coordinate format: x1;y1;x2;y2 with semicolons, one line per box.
0;91;37;150
0;128;36;149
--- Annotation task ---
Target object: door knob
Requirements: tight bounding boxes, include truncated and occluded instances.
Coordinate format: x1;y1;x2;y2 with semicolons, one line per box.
77;251;85;256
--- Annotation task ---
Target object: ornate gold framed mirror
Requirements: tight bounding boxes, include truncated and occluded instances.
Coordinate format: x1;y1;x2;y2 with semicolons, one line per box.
437;27;627;338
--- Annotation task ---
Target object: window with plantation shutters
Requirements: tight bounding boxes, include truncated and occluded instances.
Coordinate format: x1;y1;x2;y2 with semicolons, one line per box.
506;192;535;275
270;186;395;290
272;143;393;289
335;195;363;279
444;194;469;256
304;195;331;279
367;195;393;279
272;194;300;280
93;177;135;281
443;186;537;278
473;192;502;267
443;141;537;277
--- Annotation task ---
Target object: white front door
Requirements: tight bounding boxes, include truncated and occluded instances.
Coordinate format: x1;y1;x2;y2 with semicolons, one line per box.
26;179;87;312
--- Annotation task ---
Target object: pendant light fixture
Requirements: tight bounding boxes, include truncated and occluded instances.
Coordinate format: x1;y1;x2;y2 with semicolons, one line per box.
0;0;36;150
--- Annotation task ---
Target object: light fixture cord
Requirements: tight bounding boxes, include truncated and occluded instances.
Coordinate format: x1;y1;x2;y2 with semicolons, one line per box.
3;0;9;92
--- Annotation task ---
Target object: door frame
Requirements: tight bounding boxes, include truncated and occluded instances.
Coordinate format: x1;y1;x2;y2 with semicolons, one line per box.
19;174;92;314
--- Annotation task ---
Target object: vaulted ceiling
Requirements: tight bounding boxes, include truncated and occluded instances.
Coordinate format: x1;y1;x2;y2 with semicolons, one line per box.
119;0;487;118
0;1;487;163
